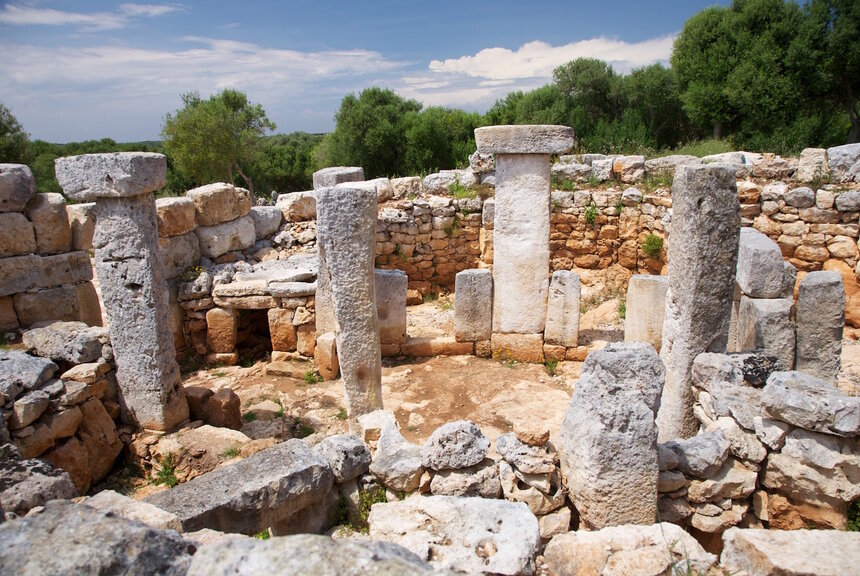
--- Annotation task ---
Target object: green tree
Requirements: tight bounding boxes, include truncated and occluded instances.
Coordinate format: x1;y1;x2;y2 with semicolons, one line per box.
0;102;30;164
246;132;324;195
623;64;688;149
162;89;275;197
403;107;483;174
813;0;860;141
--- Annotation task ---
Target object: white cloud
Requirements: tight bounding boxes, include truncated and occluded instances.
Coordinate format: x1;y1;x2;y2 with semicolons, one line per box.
0;3;181;31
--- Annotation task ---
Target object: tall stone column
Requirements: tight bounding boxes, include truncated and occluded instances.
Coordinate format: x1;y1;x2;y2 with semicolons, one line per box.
474;125;574;344
315;186;382;420
55;153;188;431
656;164;739;441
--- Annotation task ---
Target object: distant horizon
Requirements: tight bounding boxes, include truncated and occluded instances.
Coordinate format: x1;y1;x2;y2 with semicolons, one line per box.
0;0;730;143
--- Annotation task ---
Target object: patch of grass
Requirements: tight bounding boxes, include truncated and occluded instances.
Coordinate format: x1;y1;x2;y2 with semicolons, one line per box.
275;400;285;418
239;356;256;368
242;411;257;423
437;299;453;311
493;348;517;369
642;170;674;192
807;164;832;190
666;138;732;158
586;174;602;188
443;214;460;237
212;370;227;378
584;201;598;225
614;199;624;214
543;359;559;376
848;500;860;532
336;407;348;420
153;452;179;488
552;177;576;191
221;446;241;459
449;179;477;200
253;529;271;540
423;292;438;303
641;233;664;259
356;483;387;533
294;421;315;438
618;298;627;320
304;370;323;385
407;425;418;432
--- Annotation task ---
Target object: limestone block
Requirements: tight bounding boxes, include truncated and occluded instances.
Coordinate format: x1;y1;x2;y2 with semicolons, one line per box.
492;153;551;333
496;432;555;474
312;166;364;189
41;436;91;494
544;270;580;347
482;197;494;229
313;434;371;482
454;269;492;342
13;285;80;327
429;459;501;498
390;176;421;199
87;489;183;532
762;371;859;436
54;152;166;201
0;251;92;297
0;212;36;257
21;321;106;363
195;214;255;258
794;147;829;182
8;390;50;429
475;124;574;155
268;307;296;352
296;323;315;356
159;232;200;279
491;332;544;363
624;275;668;352
0;296;18;331
591;158;614;181
77;398;122;483
249;206;282;240
313;332;339;381
421;420;490;471
369;421;424;492
375;269;407;345
795;271;844;383
186;183;252;227
613;155;646;183
206;308;238;354
208;389;242;430
551;162;591;183
76;281;103;327
782;261;798;297
66;202;96;250
560;343;664;529
276;191;316;222
835;189;860;211
736;228;785;298
657;164;740;441
826;142;860;183
722;527;860;576
0;350;57;403
662;430;730;478
316;186;382;418
738;296;795;369
267;281;316;298
0;163;36;212
155;196;196;237
342;177;392;203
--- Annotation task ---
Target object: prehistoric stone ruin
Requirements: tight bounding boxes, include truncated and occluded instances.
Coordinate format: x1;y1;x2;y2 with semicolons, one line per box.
0;133;859;575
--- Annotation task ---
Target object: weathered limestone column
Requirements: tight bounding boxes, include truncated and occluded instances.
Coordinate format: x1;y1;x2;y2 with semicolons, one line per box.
624;275;668;351
738;296;795;369
375;269;407;347
656;164;739;441
544;270;581;347
454;269;493;342
316;186;382;420
795;271;844;383
474;125;574;355
54;153;188;430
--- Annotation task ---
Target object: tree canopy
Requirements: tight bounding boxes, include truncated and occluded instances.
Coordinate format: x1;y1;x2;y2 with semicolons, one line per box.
0;103;30;164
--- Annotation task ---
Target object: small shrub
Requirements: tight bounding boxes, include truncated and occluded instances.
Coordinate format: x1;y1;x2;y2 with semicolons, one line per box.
586;174;601;188
618;298;627;320
423;292;439;303
614;199;624;214
153;453;179;488
438;299;453;311
552;177;576;191
336;407;348;420
449;179;477;200
275;400;285;418
221;446;241;459
294;421;315;438
641;233;664;259
304;370;323;385
357;483;387;532
242;411;257;423
807;165;832;190
584;202;598;225
848;500;860;532
180;265;203;282
253;529;271;540
543;359;558;376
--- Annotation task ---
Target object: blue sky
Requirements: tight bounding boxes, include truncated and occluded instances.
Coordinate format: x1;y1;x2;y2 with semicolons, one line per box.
0;1;729;143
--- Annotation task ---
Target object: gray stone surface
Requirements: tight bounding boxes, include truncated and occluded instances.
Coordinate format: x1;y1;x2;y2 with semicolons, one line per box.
8;390;50;429
276;191;317;222
369;495;540;575
429;458;501;498
316;186;383;418
722;527;860;576
827;142;860;183
55;152;167;201
25;193;72;255
0;164;36;213
795;271;844;384
762;370;859;436
482;198;494;228
544;270;580;347
86;489;183;531
656;164;740;441
67;202;96;251
736;228;785;298
313;166;364;189
185;182;252;227
14;286;81;327
375;269;407;345
492;153;551;333
0;251;93;297
662;430;730;478
159;231;201;279
784;186;815;208
22;321;107;364
624;275;668;352
369;422;424;492
475;124;575;155
738;296;795;370
422;420;490;471
794;147;829;183
313;434;371;482
495;432;555;474
835;189;860;211
0;350;57;403
195;214;256;258
781;261;798;298
453;269;493;341
0;444;77;515
249;205;282;239
559;342;664;529
498;460;565;515
0;501;194;576
145;439;333;535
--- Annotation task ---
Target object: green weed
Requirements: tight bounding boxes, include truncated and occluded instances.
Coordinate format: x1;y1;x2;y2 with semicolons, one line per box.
336;407;348;420
438;299;453;311
584;201;598;225
153;453;179;488
423;292;439;303
449;179;477;199
294;421;315;438
221;446;241;459
848;500;860;532
618;298;627;320
641;233;664;259
304;370;323;385
242;411;257;423
543;359;559;376
253;529;271;540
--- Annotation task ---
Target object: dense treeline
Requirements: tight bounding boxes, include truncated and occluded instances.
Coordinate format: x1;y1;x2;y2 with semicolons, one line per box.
1;0;857;195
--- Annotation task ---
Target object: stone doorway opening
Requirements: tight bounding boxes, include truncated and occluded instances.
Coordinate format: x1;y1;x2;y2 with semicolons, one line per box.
235;309;271;365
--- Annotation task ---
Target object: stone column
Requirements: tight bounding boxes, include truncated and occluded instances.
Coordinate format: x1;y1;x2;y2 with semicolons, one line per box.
656;164;739;441
544;270;581;347
454;269;493;342
375;269;407;347
315;186;382;420
624;275;668;351
474;125;574;356
795;271;844;383
54;153;188;431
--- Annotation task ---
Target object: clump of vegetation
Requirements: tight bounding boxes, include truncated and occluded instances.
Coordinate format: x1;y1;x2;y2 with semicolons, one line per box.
584;201;599;225
393;245;409;263
642;170;674;192
493;349;517;369
848;500;860;532
449;179;477;199
357;484;387;532
618;298;627;320
552;177;576;191
275;400;285;418
293;420;315;438
438;299;454;311
641;233;664;259
586;174;602;188
443;215;460;237
180;265;203;282
242;411;257;423
153;453;179;488
543;359;559;376
304;370;323;385
221;446;241;459
614;199;624;214
253;529;271;540
179;354;203;376
423;292;439;303
336;407;348;420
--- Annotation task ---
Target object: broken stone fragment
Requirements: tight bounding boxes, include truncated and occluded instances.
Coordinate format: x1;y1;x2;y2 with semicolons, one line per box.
421;420;490;471
313;434;372;483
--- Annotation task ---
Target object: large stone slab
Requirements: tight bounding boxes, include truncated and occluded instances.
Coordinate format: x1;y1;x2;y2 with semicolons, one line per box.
55;152;166;201
656;164;740;441
827;142;860;183
624;275;668;351
159;231;201;279
250;205;282;239
0;212;36;257
560;342;664;529
186;182;252;226
145;439;334;535
544;270;580;347
454;269;492;342
795;271;844;384
155;196;196;237
736;227;785;298
738;296;795;370
662;430;730;478
0;444;77;515
369;495;540;575
0;164;36;212
22;321;107;364
722;527;860;576
313;166;364;189
0;350;57;403
86;489;182;531
762;370;859;437
195;214;256;258
475;125;575;155
375;269;407;345
0;251;93;297
276;191;317;222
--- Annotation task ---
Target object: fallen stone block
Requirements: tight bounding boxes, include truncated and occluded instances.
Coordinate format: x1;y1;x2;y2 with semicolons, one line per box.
369;421;424;492
312;166;364;189
421;420;489;471
313;434;371;483
22;321;108;364
0;444;77;516
0;350;57;404
721;527;860;576
86;489;183;532
762;370;859;436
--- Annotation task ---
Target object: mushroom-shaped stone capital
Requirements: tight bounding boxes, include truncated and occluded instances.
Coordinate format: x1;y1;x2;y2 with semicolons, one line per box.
54;152;166;201
475;125;575;155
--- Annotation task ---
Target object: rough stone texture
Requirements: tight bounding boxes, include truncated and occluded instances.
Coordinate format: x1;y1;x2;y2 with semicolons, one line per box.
722;527;860;576
195;214;256;258
369;422;424;492
656;164;740;441
86;489;183;531
827;142;860;183
24;193;72;254
795;271;844;384
559;343;664;529
496;432;555;474
738;296;795;370
42;436;91;494
66;202;96;251
544;270;580;346
492;153;551;333
707;416;768;463
0;164;36;212
249;205;282;239
12;422;53;459
794;147;829;182
429;458;501;498
369;495;540;575
0;296;18;331
491;332;545;363
662;430;730;478
0;501;195;576
835;189;860;211
55;152;167;201
313;434;371;482
316;186;383;417
208;388;242;430
736;227;785;298
475;124;575;155
0;212;36;257
375;269;407;345
498;460;565;515
315;332;339;380
687;458;758;502
145;439;334;535
544;523;716;576
0;445;77;515
0;350;57;403
422;420;490;471
624;275;668;352
276;191;317;222
454;269;493;341
89;190;188;431
186;182;252;227
0;251;93;297
206;307;238;353
538;507;571;542
762;370;859;436
13;286;80;327
155;196;196;237
77;398;123;483
267;307;297;352
22;321;106;364
8;390;50;429
159;231;201;279
313;166;364;189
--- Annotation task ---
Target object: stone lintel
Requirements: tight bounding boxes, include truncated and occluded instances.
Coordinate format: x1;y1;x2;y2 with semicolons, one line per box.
54;153;166;202
475;125;575;155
